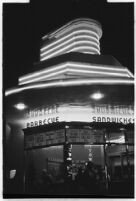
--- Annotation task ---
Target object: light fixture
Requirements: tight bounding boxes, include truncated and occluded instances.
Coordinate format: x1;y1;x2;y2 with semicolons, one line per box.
90;91;104;100
14;103;27;110
9;170;16;179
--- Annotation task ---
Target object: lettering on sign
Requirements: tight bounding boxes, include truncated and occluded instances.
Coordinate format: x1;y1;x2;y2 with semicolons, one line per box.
24;129;65;149
66;129;104;143
92;116;134;124
26;116;59;128
26;105;58;118
93;105;134;115
25;104;134;128
24;128;105;149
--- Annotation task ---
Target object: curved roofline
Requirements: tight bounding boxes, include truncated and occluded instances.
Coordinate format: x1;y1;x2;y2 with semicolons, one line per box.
5;77;134;96
66;18;102;29
42;18;102;40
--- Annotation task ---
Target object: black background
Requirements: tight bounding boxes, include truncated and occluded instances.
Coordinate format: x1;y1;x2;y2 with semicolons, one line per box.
3;0;134;90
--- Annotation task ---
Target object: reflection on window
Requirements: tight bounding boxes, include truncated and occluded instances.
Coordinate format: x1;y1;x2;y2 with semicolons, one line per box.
106;144;126;156
106;132;125;143
106;144;134;180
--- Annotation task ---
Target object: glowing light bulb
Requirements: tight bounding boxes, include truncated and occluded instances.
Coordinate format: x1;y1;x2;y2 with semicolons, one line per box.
14;103;27;110
90;92;104;100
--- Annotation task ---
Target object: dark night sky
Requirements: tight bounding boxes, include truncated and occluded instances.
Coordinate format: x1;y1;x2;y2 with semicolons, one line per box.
3;0;134;90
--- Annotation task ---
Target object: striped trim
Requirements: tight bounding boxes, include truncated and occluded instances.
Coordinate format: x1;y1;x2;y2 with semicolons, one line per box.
6;78;134;96
19;62;133;85
41;20;102;61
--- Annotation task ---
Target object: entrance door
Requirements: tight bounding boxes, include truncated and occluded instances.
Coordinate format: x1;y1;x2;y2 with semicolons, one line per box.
71;145;105;187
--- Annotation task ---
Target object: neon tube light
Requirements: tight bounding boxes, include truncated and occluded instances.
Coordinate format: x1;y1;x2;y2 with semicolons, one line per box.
41;30;100;52
40;41;100;58
51;24;100;39
68;69;129;77
41;41;100;58
20;67;129;86
127;70;134;78
40;44;100;61
42;19;102;40
69;62;129;72
52;21;101;37
69;63;132;77
43;23;100;40
70;50;96;55
40;36;100;56
70;46;100;54
20;69;68;85
41;33;100;52
6;78;134;96
40;41;100;57
70;62;132;78
19;63;67;82
19;62;133;83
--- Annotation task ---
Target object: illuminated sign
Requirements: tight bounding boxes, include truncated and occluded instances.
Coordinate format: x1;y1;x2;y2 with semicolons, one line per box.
25;104;134;128
24;129;65;149
24;128;104;149
26;105;59;127
26;105;58;118
66;129;104;144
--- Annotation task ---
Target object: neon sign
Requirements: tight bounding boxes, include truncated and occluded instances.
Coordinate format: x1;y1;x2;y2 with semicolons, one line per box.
27;105;58;118
25;104;134;128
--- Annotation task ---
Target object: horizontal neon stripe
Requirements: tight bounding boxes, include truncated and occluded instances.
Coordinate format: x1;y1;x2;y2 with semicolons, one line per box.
67;69;129;77
40;40;100;58
41;36;100;56
41;32;99;52
40;44;100;61
20;69;67;85
49;23;101;39
19;66;130;85
56;24;100;39
19;68;129;85
43;20;102;40
41;30;99;52
19;63;68;81
70;46;100;54
19;62;132;83
42;18;102;40
6;78;134;96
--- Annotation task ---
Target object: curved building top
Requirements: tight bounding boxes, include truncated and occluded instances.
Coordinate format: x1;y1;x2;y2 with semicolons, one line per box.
5;18;134;96
40;18;103;61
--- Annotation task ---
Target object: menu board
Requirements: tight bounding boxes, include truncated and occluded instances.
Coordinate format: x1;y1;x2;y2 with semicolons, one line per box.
24;128;104;149
66;129;104;144
24;129;65;149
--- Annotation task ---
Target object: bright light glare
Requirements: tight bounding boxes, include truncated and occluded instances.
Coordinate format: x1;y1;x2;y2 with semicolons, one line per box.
90;92;104;100
14;103;27;110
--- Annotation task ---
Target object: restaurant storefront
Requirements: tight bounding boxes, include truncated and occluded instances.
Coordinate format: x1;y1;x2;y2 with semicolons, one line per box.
4;18;134;197
5;83;134;196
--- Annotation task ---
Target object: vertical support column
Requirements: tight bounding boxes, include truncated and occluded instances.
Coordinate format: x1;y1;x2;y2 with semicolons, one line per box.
103;129;109;191
23;131;26;194
120;153;124;179
63;125;72;180
121;128;131;178
23;150;26;194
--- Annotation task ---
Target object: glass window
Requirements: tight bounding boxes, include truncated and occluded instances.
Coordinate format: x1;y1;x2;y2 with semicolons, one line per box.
127;131;134;144
106;131;125;144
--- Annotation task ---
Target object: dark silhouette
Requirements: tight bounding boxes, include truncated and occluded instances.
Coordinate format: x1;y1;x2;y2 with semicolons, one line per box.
40;169;54;194
82;162;98;194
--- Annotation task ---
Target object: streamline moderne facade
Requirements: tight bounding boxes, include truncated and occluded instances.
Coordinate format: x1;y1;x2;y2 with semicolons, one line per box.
5;18;134;197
